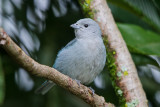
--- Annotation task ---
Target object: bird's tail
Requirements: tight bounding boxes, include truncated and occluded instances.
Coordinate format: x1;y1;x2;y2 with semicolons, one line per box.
35;80;55;95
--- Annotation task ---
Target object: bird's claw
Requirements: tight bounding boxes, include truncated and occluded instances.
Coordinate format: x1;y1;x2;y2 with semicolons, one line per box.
89;87;95;96
75;79;81;87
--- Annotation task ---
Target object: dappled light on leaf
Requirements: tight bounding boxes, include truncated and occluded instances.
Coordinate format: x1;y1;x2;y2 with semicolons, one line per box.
155;91;160;104
15;68;34;91
94;74;106;89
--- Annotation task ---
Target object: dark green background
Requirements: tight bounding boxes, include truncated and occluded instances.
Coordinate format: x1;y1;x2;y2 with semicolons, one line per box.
0;0;160;107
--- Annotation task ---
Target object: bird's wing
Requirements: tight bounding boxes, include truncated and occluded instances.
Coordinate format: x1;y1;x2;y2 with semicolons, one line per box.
63;38;77;49
53;39;77;68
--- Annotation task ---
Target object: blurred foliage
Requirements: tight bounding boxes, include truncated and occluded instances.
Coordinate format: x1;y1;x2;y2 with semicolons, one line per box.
0;56;5;105
108;0;160;31
131;54;158;66
118;24;160;55
0;0;160;107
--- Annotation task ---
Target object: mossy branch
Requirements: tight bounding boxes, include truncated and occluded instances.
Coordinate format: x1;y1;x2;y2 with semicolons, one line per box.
0;28;115;107
78;0;148;106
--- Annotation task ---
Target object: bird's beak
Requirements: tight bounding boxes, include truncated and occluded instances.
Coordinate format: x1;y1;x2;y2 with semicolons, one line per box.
70;23;80;29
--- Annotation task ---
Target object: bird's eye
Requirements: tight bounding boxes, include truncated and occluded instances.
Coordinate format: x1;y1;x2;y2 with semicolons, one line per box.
84;24;88;28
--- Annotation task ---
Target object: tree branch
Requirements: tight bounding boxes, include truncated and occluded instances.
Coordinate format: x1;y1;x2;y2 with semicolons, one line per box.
78;0;148;106
0;28;115;107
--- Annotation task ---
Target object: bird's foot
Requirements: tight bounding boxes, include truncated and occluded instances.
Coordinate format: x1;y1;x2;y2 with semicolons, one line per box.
89;87;95;96
75;79;81;87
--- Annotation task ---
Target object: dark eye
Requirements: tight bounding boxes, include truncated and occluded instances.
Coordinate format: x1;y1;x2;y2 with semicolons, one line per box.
84;24;88;28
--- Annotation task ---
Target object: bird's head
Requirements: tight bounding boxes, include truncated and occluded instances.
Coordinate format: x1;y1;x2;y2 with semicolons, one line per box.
70;18;102;39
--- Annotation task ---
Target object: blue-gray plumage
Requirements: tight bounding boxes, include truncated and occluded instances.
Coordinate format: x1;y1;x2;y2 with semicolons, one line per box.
35;18;106;95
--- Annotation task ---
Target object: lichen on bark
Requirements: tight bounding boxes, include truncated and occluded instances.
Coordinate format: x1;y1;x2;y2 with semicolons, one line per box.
103;37;126;106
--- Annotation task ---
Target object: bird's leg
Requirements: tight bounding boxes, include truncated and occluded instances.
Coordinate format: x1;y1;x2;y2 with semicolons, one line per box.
89;87;95;96
75;79;81;87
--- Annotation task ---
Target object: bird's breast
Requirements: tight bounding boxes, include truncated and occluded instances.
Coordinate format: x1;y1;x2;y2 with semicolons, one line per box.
71;38;106;84
55;37;106;85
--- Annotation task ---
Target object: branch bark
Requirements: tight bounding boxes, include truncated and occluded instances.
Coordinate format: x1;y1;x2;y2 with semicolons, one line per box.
78;0;148;106
0;28;115;107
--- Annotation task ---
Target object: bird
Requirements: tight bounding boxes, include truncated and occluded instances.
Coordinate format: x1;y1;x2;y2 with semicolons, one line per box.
35;18;106;95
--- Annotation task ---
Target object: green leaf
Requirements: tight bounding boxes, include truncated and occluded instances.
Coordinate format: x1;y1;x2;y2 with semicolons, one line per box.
118;23;160;56
108;0;160;31
0;56;5;105
131;54;159;66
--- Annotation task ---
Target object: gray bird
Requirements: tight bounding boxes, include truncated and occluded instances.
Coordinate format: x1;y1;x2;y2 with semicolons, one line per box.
35;18;106;95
